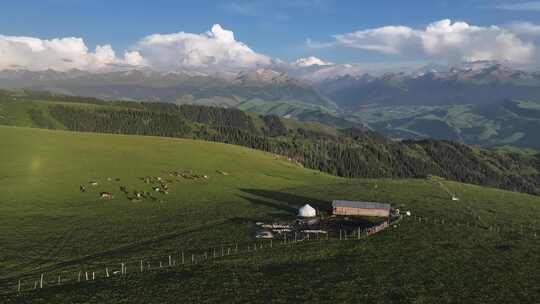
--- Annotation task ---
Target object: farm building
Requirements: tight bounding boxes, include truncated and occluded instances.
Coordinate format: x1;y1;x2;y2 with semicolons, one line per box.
332;200;391;218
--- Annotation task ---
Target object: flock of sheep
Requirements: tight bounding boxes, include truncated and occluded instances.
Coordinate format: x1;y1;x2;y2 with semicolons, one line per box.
79;170;229;203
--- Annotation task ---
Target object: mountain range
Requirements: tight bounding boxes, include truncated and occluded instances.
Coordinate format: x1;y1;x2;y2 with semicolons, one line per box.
1;60;539;150
316;61;540;109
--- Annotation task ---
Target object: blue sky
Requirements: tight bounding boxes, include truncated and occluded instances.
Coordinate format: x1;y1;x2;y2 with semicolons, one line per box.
1;0;540;70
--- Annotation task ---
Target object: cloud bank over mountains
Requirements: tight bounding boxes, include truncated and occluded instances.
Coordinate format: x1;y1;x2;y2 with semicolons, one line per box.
1;20;540;73
0;24;271;72
132;24;271;71
0;35;143;71
316;19;538;65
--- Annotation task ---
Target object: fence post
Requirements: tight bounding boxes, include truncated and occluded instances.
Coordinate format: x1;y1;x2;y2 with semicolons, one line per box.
140;260;144;273
169;255;172;267
182;251;185;264
58;275;61;285
92;272;95;280
106;267;110;278
17;279;21;293
40;273;44;289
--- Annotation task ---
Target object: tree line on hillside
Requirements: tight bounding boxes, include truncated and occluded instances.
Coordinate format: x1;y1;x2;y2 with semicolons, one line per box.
47;103;540;196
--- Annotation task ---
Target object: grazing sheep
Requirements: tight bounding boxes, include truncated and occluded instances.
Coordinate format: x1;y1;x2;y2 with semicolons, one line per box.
100;192;113;199
80;185;86;193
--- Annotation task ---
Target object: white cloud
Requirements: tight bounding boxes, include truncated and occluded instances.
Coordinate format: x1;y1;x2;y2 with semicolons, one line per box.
132;24;271;71
315;19;537;65
335;25;418;55
0;24;270;72
507;22;540;37
0;35;140;71
293;56;332;67
495;1;540;11
421;20;534;63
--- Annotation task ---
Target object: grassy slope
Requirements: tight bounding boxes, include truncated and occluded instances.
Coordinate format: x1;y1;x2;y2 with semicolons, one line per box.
1;126;540;303
0;126;335;277
0;95;341;139
352;101;540;150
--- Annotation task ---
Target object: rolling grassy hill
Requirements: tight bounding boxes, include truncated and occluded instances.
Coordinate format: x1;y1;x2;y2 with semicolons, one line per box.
1;125;540;303
0;125;335;277
1;90;539;197
352;100;540;150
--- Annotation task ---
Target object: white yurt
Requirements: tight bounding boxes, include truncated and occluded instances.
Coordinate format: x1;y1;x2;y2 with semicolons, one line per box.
298;204;316;218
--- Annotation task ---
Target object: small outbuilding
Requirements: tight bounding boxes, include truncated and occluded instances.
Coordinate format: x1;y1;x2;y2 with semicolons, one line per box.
298;204;316;218
332;200;391;218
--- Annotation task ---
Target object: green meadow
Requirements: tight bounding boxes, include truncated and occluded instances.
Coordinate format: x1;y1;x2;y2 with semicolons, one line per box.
1;125;540;303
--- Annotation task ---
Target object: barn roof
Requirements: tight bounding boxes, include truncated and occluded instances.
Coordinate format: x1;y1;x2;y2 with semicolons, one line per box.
332;200;390;210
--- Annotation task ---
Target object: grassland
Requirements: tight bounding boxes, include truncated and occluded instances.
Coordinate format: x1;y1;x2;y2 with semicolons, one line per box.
351;101;540;150
0;125;335;277
1;125;540;303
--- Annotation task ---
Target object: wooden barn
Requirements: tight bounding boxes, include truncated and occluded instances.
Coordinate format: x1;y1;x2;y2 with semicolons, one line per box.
332;200;391;218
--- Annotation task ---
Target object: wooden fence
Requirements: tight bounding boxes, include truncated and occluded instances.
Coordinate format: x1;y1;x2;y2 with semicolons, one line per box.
4;214;537;297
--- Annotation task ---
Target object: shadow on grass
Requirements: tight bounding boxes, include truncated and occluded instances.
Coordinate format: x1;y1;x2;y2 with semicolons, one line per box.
238;188;332;214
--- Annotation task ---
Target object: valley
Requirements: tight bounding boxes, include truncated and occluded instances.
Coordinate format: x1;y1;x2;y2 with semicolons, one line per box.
2;61;540;152
3;4;540;303
1;90;539;196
